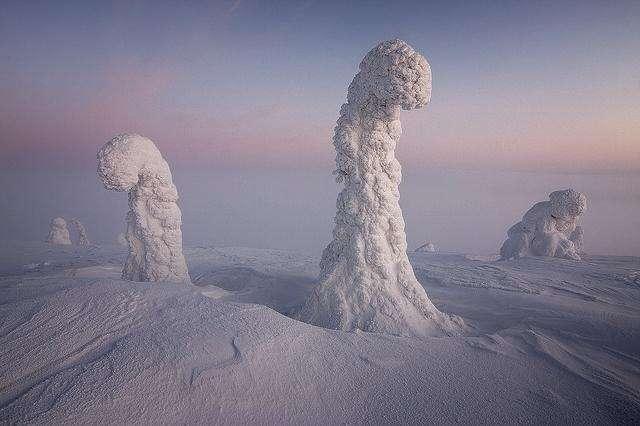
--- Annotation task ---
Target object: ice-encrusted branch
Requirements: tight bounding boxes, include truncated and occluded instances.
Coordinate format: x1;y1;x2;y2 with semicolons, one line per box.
297;40;463;337
97;134;190;283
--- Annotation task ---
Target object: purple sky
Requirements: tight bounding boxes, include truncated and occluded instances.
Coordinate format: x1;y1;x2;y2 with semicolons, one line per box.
1;0;639;172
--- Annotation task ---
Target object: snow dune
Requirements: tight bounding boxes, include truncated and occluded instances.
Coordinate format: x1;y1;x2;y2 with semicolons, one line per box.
1;242;639;424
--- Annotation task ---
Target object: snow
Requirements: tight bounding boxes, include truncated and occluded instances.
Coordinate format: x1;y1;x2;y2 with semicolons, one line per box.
298;40;462;338
1;241;639;424
97;134;190;283
69;218;89;246
415;241;437;253
500;189;587;260
45;217;71;245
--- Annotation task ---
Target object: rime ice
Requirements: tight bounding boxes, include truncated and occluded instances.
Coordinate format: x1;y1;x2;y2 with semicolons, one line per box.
70;218;90;246
45;217;71;245
298;40;463;337
500;189;587;260
97;134;190;283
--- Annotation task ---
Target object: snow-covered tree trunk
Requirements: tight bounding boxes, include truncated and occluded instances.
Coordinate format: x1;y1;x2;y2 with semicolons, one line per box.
298;40;463;337
98;134;190;283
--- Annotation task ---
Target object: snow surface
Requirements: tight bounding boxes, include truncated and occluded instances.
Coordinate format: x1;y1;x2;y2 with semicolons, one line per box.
97;134;190;283
298;40;461;337
1;241;639;424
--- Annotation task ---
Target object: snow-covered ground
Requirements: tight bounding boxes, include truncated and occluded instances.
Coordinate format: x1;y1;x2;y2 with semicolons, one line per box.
1;241;639;424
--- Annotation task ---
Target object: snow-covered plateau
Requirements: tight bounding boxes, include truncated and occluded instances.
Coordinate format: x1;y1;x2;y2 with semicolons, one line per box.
1;241;639;424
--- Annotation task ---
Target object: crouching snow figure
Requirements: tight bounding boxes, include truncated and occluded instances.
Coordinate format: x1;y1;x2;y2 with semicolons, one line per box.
500;189;587;261
70;218;90;246
97;134;191;283
46;217;72;245
297;40;463;337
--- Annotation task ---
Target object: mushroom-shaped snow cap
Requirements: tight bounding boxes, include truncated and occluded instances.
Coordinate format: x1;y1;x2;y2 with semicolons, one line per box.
354;39;431;110
97;134;169;192
549;189;587;219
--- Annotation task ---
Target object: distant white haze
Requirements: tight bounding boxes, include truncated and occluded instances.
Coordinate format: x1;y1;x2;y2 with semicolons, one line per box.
1;167;638;257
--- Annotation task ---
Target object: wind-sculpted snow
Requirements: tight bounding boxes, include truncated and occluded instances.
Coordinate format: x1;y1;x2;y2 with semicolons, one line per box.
298;40;462;337
500;189;587;260
69;218;89;246
1;244;639;424
45;217;71;245
97;134;190;283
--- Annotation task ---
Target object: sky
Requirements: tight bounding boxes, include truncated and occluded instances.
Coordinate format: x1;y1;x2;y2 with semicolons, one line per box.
1;0;639;172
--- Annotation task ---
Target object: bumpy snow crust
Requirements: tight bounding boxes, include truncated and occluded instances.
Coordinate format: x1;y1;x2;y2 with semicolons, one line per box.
298;40;463;337
500;189;587;261
45;217;71;245
97;134;190;283
70;218;90;246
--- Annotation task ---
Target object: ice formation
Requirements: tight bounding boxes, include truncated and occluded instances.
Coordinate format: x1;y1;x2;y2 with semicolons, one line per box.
97;134;190;283
415;241;437;253
70;218;90;246
45;217;72;245
297;40;463;337
117;233;128;247
500;189;587;261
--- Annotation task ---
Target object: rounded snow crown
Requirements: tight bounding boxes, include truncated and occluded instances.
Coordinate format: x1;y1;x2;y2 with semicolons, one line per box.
349;39;432;109
51;217;66;228
549;189;587;219
97;134;169;192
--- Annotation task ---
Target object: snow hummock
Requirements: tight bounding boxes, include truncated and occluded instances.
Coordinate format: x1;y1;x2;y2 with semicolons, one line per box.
500;189;587;260
97;134;190;283
45;217;71;245
297;40;463;337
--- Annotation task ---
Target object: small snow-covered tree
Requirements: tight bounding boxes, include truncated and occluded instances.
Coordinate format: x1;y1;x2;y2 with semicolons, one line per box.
70;218;90;246
500;189;587;260
298;40;463;337
46;217;72;245
98;134;190;283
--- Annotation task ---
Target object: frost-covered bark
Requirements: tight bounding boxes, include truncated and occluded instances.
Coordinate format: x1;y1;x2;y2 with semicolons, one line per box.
415;242;437;253
45;217;71;245
97;134;190;283
70;218;90;246
500;189;587;261
298;40;463;337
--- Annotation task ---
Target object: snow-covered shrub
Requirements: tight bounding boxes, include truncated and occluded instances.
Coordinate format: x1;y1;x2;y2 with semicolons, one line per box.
45;217;71;245
500;189;587;260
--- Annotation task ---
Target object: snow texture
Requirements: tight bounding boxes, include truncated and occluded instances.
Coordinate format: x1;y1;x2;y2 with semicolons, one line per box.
1;242;639;424
45;217;71;245
298;40;462;337
500;189;587;260
415;241;437;253
69;218;89;246
97;134;190;283
117;233;127;247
